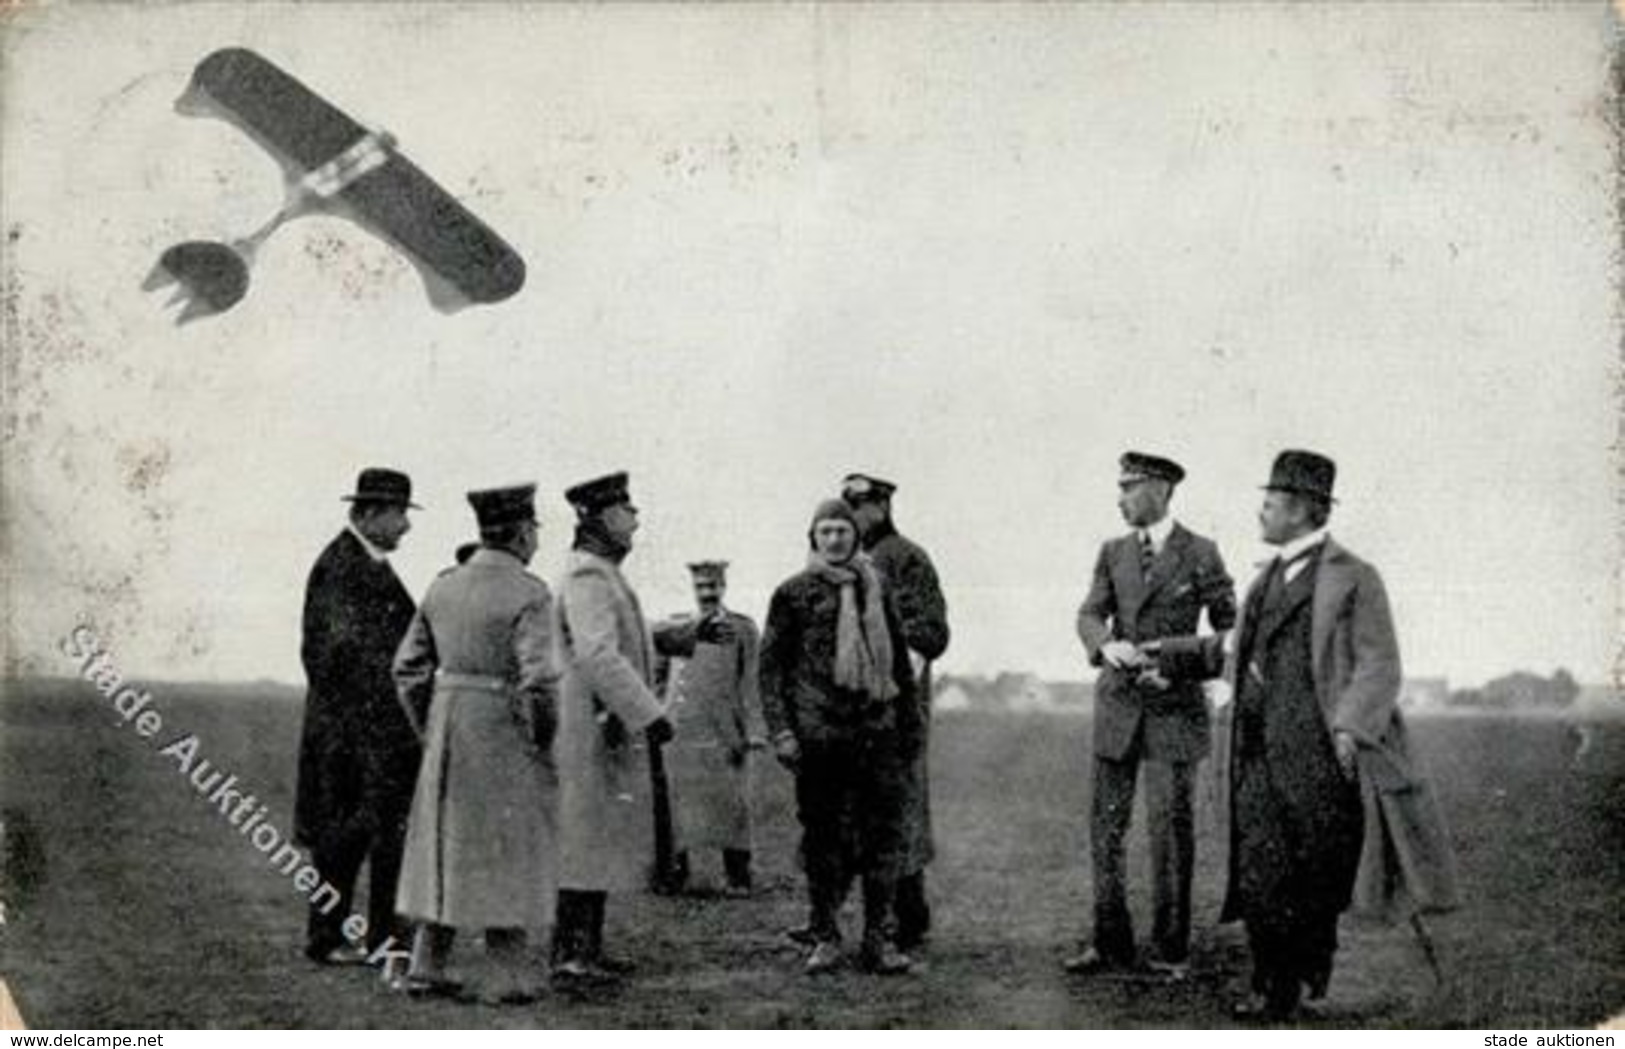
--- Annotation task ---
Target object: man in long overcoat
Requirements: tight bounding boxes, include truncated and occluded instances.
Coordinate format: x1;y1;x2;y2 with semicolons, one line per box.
841;474;949;951
1070;452;1236;977
391;483;560;1004
294;467;421;964
654;560;767;895
1154;450;1459;1020
551;471;678;985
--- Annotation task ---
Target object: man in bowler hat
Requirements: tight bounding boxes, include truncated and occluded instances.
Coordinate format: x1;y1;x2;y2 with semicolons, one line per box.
1069;452;1236;979
1151;451;1458;1019
294;467;421;965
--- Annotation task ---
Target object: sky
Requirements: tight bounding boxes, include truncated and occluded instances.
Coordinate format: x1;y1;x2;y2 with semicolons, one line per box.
2;3;1618;689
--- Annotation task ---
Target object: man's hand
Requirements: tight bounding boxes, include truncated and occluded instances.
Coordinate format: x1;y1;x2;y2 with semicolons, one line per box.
1135;667;1172;692
696;613;736;645
773;732;801;773
1101;640;1144;670
1334;731;1359;780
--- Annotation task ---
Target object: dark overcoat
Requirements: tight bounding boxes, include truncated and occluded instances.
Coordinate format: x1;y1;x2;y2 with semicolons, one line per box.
294;529;419;850
1157;538;1460;919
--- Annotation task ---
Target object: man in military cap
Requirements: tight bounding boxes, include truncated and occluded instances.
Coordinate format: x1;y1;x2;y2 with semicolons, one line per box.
1068;452;1237;979
1150;451;1458;1019
653;561;767;895
841;472;950;952
551;471;680;984
294;467;421;966
391;483;560;1004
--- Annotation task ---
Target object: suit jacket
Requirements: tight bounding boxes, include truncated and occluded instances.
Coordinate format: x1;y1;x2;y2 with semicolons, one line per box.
1157;537;1460;916
294;529;419;847
1076;522;1236;762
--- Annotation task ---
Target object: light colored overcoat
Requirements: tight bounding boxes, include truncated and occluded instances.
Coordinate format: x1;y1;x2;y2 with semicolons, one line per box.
553;550;667;892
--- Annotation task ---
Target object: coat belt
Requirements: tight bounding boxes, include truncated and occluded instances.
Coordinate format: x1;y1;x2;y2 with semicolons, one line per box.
435;671;510;693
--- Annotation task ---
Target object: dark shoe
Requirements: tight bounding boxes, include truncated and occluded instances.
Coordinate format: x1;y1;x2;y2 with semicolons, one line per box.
552;958;622;989
804;940;844;975
1232;989;1300;1023
857;943;914;975
593;954;637;976
1062;946;1132;975
785;923;818;947
307;942;371;967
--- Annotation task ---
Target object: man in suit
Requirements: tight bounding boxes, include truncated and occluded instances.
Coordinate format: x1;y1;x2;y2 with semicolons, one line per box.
391;483;561;1004
841;473;950;951
1068;452;1236;978
1152;450;1459;1020
550;471;680;986
294;467;421;965
653;561;767;896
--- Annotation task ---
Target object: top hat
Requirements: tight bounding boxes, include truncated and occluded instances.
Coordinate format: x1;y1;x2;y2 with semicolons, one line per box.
341;467;420;509
1263;450;1337;503
467;483;538;529
1118;452;1186;486
565;471;633;515
840;473;898;504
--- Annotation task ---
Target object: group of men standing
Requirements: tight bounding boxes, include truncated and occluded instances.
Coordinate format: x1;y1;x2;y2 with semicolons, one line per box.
291;448;1458;1019
1064;449;1460;1021
292;466;950;1002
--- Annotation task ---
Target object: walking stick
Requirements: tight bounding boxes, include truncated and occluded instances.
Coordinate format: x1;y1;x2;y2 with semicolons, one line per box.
1409;910;1446;987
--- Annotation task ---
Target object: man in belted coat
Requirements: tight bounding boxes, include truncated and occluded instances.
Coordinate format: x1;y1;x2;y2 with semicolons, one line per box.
391;483;561;1005
1152;450;1459;1020
653;561;767;895
1069;452;1237;978
294;467;421;965
842;473;950;951
551;471;679;985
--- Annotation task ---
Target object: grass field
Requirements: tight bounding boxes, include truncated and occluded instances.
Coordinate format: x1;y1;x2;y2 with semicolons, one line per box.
1;677;1621;1028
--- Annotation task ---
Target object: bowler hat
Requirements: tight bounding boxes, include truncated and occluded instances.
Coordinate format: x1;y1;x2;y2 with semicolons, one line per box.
1263;450;1337;503
341;467;420;509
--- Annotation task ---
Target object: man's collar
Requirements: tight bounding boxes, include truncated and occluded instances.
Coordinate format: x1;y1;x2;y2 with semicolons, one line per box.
347;523;389;563
1274;527;1329;566
1138;516;1176;550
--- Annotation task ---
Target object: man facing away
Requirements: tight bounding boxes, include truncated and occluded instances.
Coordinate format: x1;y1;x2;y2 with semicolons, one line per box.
1069;452;1236;979
653;560;767;896
390;483;561;1004
294;467;421;966
841;473;949;952
1151;450;1458;1020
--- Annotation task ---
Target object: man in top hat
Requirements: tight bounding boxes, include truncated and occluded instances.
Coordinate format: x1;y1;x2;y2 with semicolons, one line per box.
1069;452;1237;979
391;484;561;1004
652;560;767;895
550;471;680;984
294;467;422;965
1150;450;1458;1020
840;472;950;951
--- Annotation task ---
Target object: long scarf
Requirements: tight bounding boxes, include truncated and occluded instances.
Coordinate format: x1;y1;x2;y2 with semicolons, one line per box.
804;550;899;703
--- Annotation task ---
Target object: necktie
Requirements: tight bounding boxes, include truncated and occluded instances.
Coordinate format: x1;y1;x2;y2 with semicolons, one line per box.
1138;531;1155;579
